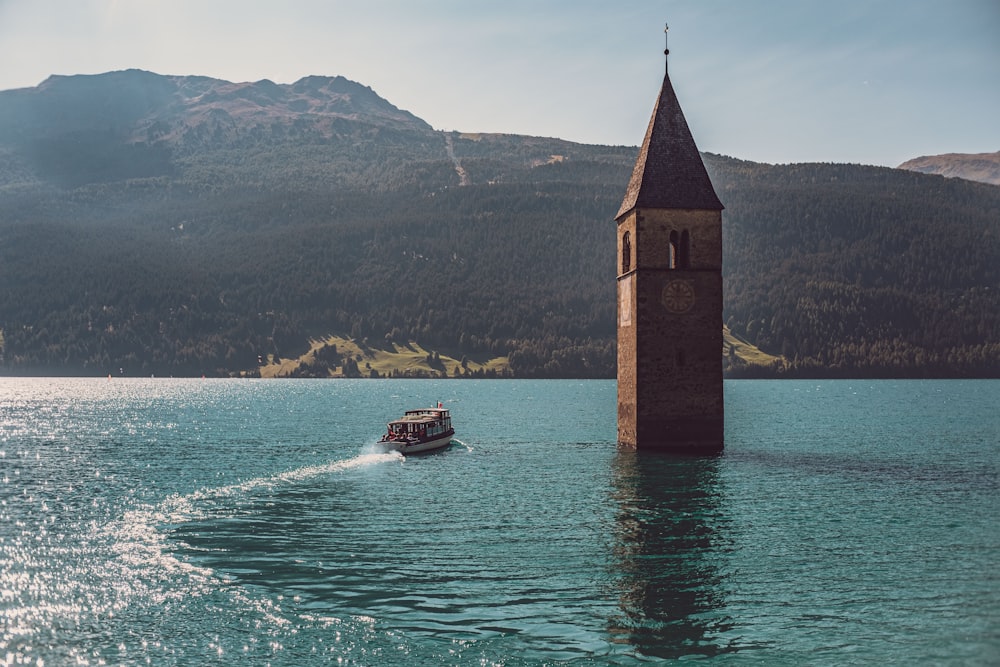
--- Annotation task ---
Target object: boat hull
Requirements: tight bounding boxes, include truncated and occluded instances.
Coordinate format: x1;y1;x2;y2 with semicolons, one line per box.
380;430;454;454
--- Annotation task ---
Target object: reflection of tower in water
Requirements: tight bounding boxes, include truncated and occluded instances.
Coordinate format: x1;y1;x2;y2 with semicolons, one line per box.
608;452;733;659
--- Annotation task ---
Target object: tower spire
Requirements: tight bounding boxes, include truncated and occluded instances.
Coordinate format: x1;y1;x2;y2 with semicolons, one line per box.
615;31;723;219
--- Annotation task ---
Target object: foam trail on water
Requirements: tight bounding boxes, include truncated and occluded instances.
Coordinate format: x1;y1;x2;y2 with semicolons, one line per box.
94;449;404;616
161;449;402;520
451;437;473;452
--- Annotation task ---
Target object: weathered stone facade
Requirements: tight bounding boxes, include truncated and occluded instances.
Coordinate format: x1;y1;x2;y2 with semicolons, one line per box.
616;59;724;452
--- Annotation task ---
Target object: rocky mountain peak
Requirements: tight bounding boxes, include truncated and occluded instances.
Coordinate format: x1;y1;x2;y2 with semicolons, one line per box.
0;69;433;149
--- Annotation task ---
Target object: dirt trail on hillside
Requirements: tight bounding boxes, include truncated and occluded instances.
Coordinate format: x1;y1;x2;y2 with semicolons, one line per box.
444;134;470;186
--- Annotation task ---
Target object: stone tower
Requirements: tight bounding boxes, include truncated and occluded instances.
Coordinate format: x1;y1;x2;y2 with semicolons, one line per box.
616;35;724;452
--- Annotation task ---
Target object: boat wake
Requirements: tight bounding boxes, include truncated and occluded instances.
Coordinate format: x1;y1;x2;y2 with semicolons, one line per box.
94;449;405;619
163;448;402;519
451;437;473;452
12;443;443;661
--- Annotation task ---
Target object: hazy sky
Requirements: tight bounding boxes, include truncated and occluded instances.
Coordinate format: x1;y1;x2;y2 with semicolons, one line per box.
1;0;998;167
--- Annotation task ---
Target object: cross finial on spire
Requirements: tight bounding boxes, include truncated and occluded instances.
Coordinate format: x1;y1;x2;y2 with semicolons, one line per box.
664;23;670;72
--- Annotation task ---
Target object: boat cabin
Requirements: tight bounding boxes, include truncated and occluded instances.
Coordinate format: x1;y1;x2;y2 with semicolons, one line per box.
386;408;452;440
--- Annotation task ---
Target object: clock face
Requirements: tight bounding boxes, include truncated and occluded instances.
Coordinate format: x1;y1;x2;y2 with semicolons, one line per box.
661;280;695;313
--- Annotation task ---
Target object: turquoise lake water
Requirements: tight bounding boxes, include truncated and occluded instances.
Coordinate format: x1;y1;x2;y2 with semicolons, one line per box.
1;378;997;665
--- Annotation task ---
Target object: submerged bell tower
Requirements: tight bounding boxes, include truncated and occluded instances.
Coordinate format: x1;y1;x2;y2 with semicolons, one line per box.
616;25;724;452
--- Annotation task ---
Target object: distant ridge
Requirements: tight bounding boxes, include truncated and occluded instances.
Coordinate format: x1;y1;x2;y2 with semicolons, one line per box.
0;69;431;145
0;69;435;188
897;151;1000;186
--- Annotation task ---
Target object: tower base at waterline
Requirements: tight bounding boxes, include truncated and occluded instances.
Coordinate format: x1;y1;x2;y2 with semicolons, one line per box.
617;414;723;454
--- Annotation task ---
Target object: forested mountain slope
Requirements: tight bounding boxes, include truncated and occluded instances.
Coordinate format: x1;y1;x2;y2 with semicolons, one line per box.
1;70;997;378
712;157;999;377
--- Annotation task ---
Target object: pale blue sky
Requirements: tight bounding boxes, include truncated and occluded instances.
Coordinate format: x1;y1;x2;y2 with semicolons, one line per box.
1;0;997;166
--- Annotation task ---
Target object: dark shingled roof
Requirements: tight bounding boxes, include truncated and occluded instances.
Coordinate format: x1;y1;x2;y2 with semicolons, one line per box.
616;70;723;218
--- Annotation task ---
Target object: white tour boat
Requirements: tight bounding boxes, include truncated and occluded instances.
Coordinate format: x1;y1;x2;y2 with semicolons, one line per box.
378;404;454;454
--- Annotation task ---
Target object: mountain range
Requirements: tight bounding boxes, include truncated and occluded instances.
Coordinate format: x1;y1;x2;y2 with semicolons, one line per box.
1;69;997;378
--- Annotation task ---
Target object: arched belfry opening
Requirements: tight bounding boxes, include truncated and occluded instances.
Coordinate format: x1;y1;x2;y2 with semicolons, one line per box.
621;231;631;273
615;26;724;452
